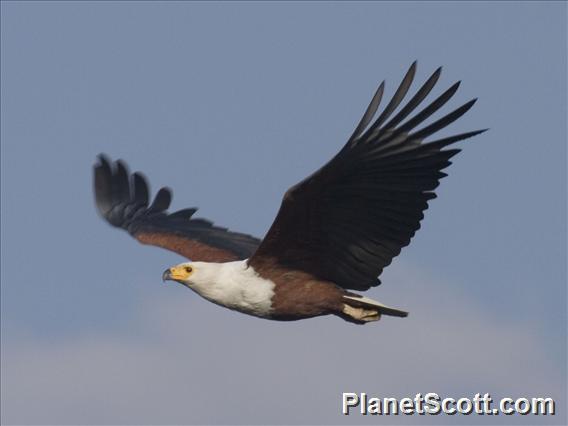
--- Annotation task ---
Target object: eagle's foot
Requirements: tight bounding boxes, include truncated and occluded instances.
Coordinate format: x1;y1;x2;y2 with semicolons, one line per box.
342;304;381;322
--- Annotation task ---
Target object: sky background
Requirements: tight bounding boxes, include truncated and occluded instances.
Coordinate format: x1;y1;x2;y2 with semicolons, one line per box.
1;1;566;425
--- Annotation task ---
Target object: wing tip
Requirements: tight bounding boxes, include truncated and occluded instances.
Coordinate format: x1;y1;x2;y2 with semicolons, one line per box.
133;171;149;182
430;65;443;81
97;152;110;162
408;60;417;73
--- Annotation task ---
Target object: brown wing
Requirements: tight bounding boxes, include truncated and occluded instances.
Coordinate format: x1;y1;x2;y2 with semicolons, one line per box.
94;155;260;262
249;62;486;290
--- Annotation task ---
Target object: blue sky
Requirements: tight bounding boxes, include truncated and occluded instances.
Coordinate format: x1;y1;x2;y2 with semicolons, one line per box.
1;1;566;425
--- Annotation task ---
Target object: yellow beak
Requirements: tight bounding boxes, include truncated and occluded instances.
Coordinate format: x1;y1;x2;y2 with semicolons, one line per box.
162;266;190;282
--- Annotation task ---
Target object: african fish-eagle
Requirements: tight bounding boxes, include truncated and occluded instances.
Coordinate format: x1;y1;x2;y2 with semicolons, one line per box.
94;62;485;324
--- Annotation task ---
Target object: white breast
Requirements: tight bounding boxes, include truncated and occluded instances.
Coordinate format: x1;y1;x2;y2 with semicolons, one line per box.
186;260;275;318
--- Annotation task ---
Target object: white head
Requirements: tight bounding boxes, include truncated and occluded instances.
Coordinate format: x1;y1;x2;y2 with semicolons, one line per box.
162;261;219;291
161;260;275;318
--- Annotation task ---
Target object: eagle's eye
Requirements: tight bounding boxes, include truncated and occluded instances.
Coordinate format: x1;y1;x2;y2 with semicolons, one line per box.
185;266;193;273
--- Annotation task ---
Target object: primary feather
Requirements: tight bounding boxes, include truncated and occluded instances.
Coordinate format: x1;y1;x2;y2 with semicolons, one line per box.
249;63;486;291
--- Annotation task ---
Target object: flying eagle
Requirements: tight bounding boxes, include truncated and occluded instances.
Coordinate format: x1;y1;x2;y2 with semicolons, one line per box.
94;63;485;324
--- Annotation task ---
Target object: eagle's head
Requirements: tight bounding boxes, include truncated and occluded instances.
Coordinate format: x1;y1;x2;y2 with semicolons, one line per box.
161;260;273;317
163;262;196;286
162;261;220;290
161;261;242;308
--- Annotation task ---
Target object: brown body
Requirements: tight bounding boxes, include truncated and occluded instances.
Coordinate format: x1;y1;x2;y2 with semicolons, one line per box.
254;259;346;320
251;258;393;323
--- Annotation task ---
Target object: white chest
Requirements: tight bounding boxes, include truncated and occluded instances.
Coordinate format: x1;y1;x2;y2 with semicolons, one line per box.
187;261;276;318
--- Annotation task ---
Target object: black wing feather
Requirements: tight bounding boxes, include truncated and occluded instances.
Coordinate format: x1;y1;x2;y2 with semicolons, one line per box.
249;63;485;290
94;155;261;261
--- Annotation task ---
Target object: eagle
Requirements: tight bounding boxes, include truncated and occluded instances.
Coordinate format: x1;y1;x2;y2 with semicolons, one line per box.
94;63;485;324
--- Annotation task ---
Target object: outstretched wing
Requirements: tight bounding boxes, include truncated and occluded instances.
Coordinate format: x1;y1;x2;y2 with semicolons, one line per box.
249;62;486;290
94;155;261;262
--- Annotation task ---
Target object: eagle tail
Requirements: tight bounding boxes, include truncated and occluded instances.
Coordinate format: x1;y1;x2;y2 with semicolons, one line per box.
339;294;409;323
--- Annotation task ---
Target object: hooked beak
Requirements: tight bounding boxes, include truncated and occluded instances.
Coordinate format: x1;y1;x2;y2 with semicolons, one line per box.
162;266;191;283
